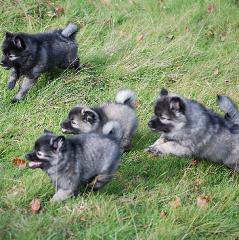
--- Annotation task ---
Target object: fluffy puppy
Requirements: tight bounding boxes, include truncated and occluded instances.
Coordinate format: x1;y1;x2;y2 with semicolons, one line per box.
0;23;79;103
61;89;138;149
26;121;122;202
145;89;239;171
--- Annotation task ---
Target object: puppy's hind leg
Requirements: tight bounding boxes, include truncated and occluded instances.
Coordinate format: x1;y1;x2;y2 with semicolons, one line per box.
91;174;113;191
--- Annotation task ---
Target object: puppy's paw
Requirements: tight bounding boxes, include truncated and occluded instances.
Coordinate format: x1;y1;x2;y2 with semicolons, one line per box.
7;81;16;90
144;146;162;155
50;194;63;203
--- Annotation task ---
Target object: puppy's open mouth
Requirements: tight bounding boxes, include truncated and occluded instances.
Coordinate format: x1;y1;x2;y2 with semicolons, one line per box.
62;128;74;134
28;161;43;169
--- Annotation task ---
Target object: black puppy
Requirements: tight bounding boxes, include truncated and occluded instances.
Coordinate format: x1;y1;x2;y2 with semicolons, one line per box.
1;23;79;103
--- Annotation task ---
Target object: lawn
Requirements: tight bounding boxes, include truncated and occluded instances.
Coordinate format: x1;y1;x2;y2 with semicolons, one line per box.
0;0;239;239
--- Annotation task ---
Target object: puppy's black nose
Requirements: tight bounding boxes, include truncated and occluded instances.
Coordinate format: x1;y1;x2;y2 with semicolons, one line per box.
148;120;154;128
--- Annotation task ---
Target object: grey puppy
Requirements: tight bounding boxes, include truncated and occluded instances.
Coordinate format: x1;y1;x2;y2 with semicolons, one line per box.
0;23;79;103
25;121;122;202
61;89;138;149
145;88;239;171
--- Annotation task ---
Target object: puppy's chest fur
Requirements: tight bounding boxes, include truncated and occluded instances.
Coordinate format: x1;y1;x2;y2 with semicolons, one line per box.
46;160;81;190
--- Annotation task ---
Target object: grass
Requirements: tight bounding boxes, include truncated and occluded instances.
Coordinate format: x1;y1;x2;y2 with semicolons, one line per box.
0;0;239;239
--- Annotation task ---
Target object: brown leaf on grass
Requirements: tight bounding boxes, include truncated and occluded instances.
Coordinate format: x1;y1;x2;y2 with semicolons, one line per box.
160;210;168;218
208;3;215;14
54;6;64;15
170;196;181;208
196;195;210;207
12;157;27;169
190;159;199;166
30;198;41;213
185;26;190;33
213;68;219;75
136;34;144;42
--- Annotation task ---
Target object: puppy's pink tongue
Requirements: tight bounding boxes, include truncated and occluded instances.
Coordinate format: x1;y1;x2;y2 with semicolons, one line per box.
28;161;42;169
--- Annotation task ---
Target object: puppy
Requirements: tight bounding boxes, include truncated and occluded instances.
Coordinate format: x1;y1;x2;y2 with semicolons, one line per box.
145;88;239;171
61;89;138;149
26;121;122;202
0;23;79;103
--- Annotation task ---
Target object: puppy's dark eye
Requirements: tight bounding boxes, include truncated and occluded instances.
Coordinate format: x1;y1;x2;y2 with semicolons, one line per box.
71;120;77;125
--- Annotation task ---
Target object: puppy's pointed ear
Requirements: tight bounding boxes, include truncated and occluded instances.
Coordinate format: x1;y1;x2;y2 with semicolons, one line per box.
160;88;168;96
51;136;65;151
44;129;54;134
170;97;185;113
13;36;25;50
81;108;98;124
5;32;13;39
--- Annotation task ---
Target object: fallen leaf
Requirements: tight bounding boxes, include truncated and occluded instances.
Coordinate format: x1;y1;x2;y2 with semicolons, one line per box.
185;26;190;33
208;3;215;14
54;6;64;15
160;210;168;217
213;68;219;75
196;195;210;207
30;198;41;213
190;159;199;166
170;196;181;208
136;34;144;42
12;157;27;169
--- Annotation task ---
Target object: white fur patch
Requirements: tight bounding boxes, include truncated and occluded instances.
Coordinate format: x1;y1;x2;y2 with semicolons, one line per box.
8;55;19;61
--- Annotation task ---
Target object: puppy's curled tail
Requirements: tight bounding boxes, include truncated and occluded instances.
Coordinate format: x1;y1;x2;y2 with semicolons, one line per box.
61;23;79;39
115;89;136;109
103;121;123;142
217;95;239;124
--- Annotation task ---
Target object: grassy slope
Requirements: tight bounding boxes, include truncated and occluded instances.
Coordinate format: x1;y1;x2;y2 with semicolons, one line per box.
0;0;239;239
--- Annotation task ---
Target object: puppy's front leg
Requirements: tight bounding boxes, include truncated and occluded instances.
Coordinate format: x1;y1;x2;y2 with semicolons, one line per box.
12;76;35;103
8;68;19;90
144;137;167;155
50;189;73;202
145;139;192;157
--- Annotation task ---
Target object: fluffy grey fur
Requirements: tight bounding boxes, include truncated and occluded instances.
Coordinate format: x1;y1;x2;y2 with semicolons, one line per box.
61;89;138;149
25;122;122;202
218;95;239;132
145;89;239;171
0;23;79;103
